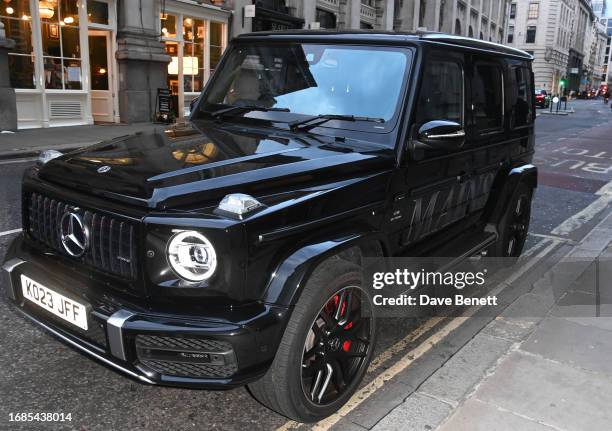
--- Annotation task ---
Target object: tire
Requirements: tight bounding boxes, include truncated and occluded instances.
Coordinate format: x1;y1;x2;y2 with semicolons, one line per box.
489;182;533;258
249;259;377;423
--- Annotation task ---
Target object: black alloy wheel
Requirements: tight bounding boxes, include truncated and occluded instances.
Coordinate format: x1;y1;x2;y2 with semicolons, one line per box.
490;182;533;258
504;191;531;257
249;260;377;423
301;286;373;405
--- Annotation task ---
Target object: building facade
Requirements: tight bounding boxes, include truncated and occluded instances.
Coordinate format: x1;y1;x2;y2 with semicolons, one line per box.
230;0;395;37
393;0;511;43
596;0;612;86
0;0;231;129
506;0;602;95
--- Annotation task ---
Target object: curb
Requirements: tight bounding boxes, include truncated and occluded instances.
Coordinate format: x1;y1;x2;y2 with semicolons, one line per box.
0;142;91;161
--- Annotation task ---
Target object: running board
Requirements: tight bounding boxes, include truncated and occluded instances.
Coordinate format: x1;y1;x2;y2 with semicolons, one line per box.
398;228;498;269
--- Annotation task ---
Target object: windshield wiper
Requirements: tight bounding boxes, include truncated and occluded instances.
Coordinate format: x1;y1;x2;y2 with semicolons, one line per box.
289;114;385;132
209;104;290;119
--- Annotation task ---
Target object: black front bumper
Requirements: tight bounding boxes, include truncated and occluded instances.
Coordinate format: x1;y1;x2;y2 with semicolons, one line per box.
2;235;290;389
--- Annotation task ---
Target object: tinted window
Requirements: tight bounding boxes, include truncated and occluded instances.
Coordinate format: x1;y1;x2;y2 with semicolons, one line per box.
202;43;410;127
472;62;503;131
415;59;463;126
512;67;533;127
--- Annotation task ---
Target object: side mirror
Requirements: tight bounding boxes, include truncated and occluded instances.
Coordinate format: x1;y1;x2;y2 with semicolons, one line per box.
418;120;465;143
411;120;465;161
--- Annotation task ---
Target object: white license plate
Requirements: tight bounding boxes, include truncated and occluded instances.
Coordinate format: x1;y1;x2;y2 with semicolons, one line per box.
21;275;88;331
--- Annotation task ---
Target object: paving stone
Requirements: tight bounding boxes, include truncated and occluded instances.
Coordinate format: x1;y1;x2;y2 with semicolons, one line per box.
499;293;551;320
417;334;513;405
329;417;368;431
438;398;556;431
530;260;590;306
474;351;612;431
347;380;412;429
575;228;612;252
482;318;536;342
551;289;598;318
521;317;612;376
371;393;452;431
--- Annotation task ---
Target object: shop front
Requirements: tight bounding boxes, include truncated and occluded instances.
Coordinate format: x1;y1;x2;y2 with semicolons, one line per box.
160;1;230;120
2;0;118;128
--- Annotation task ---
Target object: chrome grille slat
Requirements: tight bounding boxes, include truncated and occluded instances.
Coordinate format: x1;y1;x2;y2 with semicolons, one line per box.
25;193;138;281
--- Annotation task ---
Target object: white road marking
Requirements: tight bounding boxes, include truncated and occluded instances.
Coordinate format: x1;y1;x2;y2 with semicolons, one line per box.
0;228;22;237
551;179;612;236
529;233;576;244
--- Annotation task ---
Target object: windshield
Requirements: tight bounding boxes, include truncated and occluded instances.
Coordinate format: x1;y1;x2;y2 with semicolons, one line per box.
196;43;411;131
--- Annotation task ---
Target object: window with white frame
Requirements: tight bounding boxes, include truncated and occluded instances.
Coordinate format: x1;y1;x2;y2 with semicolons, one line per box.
40;0;83;90
160;11;226;117
1;0;35;88
528;3;539;19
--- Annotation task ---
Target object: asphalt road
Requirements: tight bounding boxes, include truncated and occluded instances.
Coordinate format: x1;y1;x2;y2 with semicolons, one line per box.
1;100;611;431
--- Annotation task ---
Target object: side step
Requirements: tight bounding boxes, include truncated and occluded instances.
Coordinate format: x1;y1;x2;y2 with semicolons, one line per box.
398;228;498;269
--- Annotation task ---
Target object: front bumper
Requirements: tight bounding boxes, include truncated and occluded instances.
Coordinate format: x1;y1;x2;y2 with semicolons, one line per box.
2;235;290;389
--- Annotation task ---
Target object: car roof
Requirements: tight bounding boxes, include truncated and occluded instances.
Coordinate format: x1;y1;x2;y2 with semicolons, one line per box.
236;30;534;60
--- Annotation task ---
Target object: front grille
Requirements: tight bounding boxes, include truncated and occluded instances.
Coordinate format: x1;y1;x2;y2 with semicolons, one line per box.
135;334;232;352
139;359;238;379
26;192;138;280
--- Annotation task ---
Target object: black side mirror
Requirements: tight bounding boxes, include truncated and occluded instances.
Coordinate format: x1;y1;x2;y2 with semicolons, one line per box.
411;120;465;161
417;120;465;143
189;96;200;115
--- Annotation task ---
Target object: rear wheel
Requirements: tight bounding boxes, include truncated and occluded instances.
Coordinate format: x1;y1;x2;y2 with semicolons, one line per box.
490;182;533;258
249;260;376;423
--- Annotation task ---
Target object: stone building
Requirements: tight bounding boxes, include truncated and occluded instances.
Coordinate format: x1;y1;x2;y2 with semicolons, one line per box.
393;0;511;43
594;0;612;86
0;0;232;129
506;0;602;95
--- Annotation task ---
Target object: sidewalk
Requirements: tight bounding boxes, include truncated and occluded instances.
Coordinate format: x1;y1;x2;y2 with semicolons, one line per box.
335;212;612;431
0;122;162;160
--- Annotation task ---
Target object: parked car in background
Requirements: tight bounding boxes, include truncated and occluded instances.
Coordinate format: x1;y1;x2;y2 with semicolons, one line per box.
535;89;550;108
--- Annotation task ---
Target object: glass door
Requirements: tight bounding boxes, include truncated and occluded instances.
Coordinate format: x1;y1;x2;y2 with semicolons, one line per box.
88;30;113;122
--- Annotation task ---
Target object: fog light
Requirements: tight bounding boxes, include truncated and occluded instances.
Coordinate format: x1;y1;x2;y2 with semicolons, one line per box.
167;231;217;282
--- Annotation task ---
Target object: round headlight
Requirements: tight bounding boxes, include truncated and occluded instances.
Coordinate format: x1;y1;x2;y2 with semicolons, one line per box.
167;231;217;282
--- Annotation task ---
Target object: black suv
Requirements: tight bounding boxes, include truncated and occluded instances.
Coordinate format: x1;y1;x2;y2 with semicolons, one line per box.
2;31;536;422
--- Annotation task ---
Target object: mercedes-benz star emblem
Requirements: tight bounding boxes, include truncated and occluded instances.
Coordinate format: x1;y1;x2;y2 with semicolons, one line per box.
97;165;111;174
60;212;89;257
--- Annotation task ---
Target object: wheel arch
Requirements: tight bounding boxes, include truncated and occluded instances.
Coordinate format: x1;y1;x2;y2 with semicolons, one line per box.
261;232;388;306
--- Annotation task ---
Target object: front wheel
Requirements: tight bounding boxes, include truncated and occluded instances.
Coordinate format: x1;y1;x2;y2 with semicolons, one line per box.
249;260;377;423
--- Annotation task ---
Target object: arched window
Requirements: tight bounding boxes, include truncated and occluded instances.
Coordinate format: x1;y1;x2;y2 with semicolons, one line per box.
455;19;462;35
469;25;474;38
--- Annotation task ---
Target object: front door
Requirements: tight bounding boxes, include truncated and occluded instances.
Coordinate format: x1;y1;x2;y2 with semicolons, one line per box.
88;31;114;123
